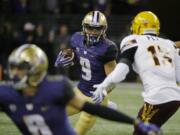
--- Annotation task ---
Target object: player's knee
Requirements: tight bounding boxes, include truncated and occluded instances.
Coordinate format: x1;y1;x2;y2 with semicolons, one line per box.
66;106;80;115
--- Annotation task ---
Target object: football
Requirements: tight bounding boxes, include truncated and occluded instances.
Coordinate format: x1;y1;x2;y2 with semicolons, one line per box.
62;48;74;58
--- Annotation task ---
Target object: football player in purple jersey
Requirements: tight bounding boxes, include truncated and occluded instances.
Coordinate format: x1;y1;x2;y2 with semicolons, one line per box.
55;10;118;135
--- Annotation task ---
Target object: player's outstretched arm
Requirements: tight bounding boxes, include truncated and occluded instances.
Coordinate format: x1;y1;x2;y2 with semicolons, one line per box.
92;62;129;103
69;96;161;135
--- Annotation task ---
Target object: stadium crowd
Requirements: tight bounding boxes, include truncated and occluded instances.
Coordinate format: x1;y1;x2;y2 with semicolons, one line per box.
0;0;147;15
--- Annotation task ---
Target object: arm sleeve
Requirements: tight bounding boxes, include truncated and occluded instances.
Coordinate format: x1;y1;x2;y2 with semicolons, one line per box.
100;45;118;64
81;102;134;125
119;46;138;65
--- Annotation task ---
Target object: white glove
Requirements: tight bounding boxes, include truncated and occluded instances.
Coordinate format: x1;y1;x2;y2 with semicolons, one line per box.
92;84;108;104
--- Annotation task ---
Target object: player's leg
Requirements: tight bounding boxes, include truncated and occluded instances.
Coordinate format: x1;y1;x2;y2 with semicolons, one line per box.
133;101;180;135
74;89;108;135
66;88;84;115
74;111;97;135
66;103;80;115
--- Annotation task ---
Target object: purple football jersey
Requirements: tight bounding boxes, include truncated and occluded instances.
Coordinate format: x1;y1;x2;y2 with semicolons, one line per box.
0;77;76;135
70;32;117;96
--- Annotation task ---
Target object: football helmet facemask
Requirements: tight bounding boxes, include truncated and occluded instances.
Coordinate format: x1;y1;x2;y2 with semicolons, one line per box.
82;11;107;45
131;11;160;35
8;44;48;89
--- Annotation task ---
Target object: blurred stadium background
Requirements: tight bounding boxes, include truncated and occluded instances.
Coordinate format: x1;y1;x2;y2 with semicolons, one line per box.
0;0;180;134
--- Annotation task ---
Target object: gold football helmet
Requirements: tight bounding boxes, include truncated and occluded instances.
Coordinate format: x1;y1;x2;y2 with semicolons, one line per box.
131;11;160;35
82;11;107;44
8;44;48;89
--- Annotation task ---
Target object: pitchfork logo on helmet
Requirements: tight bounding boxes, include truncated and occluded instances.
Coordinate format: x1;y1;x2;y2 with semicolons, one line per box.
131;11;160;35
82;11;107;45
8;44;48;89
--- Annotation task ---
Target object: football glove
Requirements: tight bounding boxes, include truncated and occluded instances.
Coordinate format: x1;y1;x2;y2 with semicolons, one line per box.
92;83;115;104
136;120;162;135
92;84;107;104
54;50;74;67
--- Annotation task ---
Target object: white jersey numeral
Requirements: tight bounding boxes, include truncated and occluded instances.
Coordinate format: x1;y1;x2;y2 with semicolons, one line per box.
80;57;92;81
23;114;53;135
147;45;172;66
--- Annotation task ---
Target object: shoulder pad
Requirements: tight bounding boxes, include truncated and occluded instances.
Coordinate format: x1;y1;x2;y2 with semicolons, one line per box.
120;35;138;53
71;32;83;41
165;39;176;48
70;32;84;48
104;38;116;46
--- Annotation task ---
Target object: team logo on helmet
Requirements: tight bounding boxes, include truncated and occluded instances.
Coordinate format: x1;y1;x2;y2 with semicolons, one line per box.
82;11;107;45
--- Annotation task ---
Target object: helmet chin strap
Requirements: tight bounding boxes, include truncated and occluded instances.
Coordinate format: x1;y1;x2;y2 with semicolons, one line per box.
84;32;104;45
83;26;105;45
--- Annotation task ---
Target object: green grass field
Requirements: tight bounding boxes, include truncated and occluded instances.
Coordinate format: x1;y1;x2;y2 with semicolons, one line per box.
0;83;179;135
